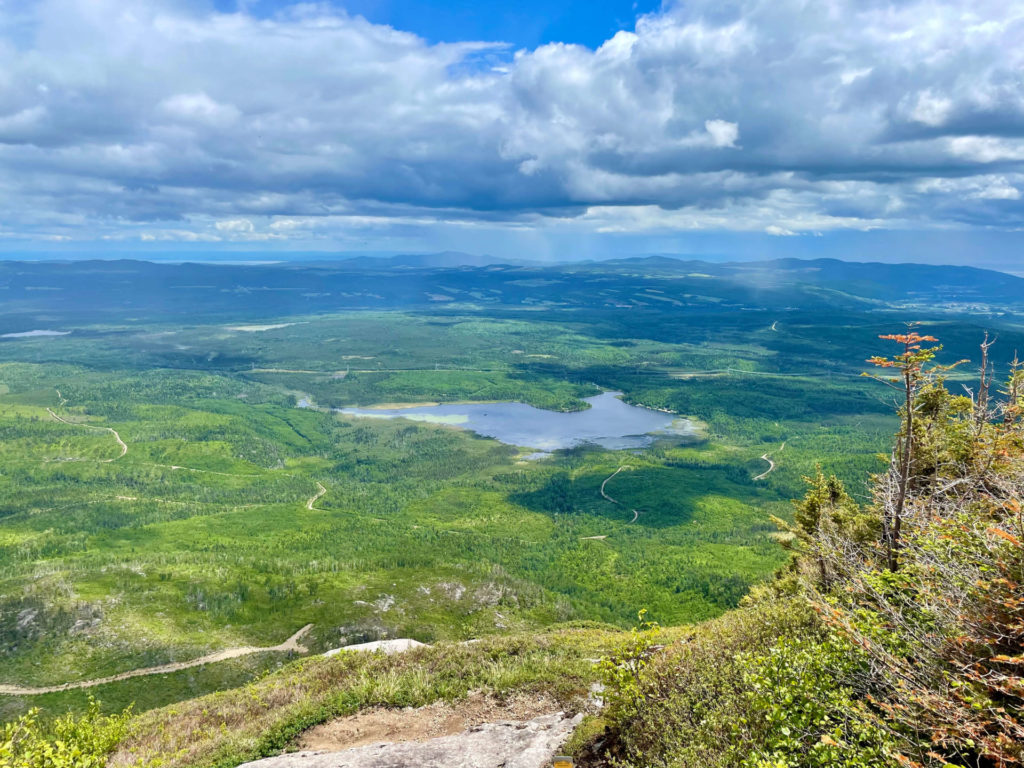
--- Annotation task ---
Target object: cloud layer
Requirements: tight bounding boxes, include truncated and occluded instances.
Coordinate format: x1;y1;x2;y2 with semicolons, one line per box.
0;0;1022;249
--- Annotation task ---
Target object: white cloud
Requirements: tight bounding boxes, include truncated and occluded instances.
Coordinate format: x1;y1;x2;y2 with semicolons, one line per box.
0;105;48;140
704;120;739;149
159;93;241;126
215;218;255;233
0;0;1021;246
908;90;954;127
839;67;872;86
975;182;1021;201
948;137;1024;163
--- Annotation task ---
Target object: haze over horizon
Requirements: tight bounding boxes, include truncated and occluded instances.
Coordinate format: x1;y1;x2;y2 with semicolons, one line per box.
1;0;1022;268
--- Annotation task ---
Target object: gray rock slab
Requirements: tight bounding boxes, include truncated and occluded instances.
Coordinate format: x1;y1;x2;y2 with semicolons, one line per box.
237;712;581;768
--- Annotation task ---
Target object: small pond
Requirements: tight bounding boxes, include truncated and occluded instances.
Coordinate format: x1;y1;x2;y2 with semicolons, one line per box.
337;391;695;451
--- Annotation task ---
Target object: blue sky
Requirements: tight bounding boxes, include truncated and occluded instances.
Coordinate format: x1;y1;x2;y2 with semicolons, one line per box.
214;0;664;49
0;0;1023;267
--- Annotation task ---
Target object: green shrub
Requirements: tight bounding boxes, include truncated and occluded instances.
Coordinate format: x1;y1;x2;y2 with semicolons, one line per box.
1;699;132;768
588;599;901;768
597;610;661;721
591;599;820;768
738;636;898;768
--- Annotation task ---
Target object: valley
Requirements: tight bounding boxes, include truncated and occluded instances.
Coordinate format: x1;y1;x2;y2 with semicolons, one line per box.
1;256;1022;728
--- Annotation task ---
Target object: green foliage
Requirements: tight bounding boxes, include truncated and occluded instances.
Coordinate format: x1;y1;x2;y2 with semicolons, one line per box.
597;610;661;719
583;332;1024;768
738;636;897;768
768;469;877;593
0;335;797;715
1;259;1022;768
585;599;819;768
0;699;131;768
790;469;866;543
1;287;1015;735
791;333;1024;766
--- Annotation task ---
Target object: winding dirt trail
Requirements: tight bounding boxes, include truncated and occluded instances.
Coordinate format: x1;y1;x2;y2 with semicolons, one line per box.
47;407;127;461
306;482;327;510
598;466;642;523
753;454;775;481
753;442;785;481
163;463;260;477
0;625;313;696
599;466;629;503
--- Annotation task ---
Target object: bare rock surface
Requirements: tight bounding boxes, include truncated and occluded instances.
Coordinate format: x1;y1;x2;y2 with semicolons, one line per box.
297;692;561;752
237;712;581;768
322;639;426;657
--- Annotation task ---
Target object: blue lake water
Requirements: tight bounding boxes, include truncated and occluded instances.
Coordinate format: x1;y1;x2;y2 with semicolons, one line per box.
337;391;695;451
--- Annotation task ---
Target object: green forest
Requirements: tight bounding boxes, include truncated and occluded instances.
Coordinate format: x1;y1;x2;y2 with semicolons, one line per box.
1;258;1022;767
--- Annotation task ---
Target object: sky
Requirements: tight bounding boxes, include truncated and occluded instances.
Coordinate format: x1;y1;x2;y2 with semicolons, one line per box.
0;0;1023;267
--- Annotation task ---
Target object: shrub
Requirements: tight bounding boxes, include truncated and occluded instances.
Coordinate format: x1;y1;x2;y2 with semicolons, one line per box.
803;336;1024;765
590;599;821;768
738;635;898;768
1;699;132;768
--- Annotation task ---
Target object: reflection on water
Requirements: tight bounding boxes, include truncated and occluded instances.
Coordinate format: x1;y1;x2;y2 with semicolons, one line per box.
338;391;695;451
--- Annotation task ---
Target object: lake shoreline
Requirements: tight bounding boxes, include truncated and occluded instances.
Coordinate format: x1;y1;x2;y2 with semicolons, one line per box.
334;391;696;451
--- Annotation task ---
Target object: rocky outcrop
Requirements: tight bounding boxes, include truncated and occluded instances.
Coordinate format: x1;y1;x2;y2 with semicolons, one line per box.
237;712;581;768
322;639;426;657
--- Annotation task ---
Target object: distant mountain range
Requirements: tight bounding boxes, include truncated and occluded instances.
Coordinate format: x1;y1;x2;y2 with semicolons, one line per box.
562;256;1024;303
309;251;1023;296
323;251;518;269
0;255;1021;331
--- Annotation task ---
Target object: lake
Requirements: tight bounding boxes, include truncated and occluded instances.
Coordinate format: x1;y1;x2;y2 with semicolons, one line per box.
337;391;695;451
1;329;70;338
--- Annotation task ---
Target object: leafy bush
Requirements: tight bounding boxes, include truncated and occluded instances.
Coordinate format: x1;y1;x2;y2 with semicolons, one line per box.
738;635;898;768
589;599;822;768
1;699;131;768
597;610;661;720
801;335;1024;765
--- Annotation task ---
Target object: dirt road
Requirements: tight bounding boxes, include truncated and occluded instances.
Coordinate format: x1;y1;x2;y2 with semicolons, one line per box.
0;625;313;696
47;407;127;461
599;466;629;502
753;442;785;481
306;482;327;510
599;466;642;523
753;454;775;480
